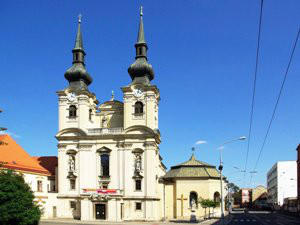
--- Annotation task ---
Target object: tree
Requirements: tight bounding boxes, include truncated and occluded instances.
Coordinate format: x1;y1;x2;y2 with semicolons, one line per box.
227;182;240;193
199;199;219;219
0;170;41;225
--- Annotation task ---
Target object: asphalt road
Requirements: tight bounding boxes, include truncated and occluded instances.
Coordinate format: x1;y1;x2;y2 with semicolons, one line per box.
228;211;300;225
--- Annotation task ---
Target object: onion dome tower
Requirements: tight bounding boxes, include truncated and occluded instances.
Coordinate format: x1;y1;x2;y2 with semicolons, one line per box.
64;15;93;90
128;7;155;85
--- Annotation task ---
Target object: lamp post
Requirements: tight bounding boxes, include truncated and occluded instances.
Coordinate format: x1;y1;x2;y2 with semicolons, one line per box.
218;136;246;223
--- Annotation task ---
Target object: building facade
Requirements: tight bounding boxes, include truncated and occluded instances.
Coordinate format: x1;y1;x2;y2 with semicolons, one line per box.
267;161;297;206
56;10;166;221
0;134;58;218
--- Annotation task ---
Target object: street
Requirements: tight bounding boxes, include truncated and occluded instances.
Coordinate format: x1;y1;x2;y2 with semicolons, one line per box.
228;211;300;225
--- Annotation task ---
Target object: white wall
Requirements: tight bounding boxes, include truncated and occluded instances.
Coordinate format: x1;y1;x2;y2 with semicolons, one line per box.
277;161;297;205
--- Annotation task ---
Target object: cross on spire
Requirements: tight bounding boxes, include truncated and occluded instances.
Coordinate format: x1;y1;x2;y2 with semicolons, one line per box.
78;14;82;23
140;6;143;16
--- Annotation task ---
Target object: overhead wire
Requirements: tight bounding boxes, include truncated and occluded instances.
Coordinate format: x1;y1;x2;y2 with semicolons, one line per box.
249;28;300;186
243;0;264;187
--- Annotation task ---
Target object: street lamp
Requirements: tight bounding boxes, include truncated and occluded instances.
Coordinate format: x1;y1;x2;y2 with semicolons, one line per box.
218;136;246;223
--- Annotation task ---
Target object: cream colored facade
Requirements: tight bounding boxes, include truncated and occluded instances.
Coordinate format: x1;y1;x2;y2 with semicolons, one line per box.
55;11;166;221
56;87;165;221
162;155;226;220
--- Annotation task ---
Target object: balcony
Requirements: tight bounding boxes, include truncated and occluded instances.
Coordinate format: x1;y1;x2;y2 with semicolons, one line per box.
87;127;123;135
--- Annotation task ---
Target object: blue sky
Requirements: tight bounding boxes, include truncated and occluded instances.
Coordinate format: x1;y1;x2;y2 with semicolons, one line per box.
0;0;299;189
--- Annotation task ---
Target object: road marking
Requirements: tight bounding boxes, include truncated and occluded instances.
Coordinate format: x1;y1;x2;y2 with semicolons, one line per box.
240;219;244;222
252;219;256;221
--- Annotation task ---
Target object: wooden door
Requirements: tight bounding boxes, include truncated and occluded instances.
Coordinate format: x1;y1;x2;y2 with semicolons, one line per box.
95;204;106;220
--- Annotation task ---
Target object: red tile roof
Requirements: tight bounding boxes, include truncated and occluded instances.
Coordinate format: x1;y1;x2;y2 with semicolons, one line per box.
0;134;51;176
32;156;57;176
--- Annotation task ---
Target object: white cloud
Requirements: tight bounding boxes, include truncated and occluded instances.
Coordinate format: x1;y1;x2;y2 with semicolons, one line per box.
195;140;207;145
0;131;21;138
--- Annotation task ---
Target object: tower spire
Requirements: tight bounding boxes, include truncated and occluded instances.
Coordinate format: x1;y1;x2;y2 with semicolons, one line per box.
128;7;154;84
64;15;93;90
74;14;84;51
137;6;146;44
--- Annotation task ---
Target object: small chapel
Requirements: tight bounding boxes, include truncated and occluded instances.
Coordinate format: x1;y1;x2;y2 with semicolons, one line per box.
162;154;226;220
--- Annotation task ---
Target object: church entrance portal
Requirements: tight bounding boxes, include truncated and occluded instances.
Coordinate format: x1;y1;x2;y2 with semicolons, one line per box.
95;204;106;220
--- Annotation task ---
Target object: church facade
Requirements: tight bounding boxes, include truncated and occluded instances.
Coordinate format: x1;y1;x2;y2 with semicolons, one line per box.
55;9;166;221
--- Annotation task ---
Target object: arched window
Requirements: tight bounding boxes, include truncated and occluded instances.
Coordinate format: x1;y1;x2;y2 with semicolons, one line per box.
134;101;143;114
101;154;110;177
214;192;220;203
189;191;198;208
89;109;92;120
69;105;77;117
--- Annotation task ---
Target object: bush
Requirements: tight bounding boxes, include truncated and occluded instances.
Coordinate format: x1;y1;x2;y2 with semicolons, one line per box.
0;170;41;225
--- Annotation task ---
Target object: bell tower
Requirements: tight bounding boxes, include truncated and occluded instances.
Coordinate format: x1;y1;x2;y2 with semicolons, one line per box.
122;7;160;130
57;15;98;132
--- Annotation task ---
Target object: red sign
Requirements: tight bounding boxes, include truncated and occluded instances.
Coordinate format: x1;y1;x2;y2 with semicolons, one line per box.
82;188;117;194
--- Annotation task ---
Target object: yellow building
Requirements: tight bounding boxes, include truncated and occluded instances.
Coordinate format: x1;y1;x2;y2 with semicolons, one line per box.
162;154;226;220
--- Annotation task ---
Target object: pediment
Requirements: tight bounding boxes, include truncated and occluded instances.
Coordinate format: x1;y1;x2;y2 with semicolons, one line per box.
123;125;155;135
56;128;87;137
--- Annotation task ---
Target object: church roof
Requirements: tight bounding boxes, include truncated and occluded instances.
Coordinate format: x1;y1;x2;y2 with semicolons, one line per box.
32;156;58;176
163;154;220;179
0;135;51;176
175;154;214;167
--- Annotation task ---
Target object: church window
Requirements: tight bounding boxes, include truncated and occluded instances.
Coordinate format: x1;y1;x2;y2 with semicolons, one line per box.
69;105;77;117
75;53;79;61
135;180;142;191
89;109;92;120
100;154;110;177
70;179;76;190
214;192;221;203
134;101;143;114
135;202;142;211
70;201;76;210
189;191;198;208
139;48;142;55
37;180;43;192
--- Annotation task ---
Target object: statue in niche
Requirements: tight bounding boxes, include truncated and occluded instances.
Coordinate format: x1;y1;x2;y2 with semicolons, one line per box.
191;199;197;210
134;154;142;173
102;115;108;128
69;155;75;172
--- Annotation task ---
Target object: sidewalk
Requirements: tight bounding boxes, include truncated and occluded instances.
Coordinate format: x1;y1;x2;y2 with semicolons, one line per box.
41;217;232;225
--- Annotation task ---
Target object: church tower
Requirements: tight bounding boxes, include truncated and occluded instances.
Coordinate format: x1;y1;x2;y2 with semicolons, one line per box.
57;15;98;132
122;7;160;130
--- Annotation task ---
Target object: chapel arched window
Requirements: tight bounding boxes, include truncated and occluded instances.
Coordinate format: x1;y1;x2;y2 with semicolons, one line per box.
134;101;143;114
189;191;198;208
69;105;77;117
214;192;221;203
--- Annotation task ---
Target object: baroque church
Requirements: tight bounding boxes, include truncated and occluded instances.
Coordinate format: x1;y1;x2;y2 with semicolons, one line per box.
0;8;226;221
56;9;166;221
